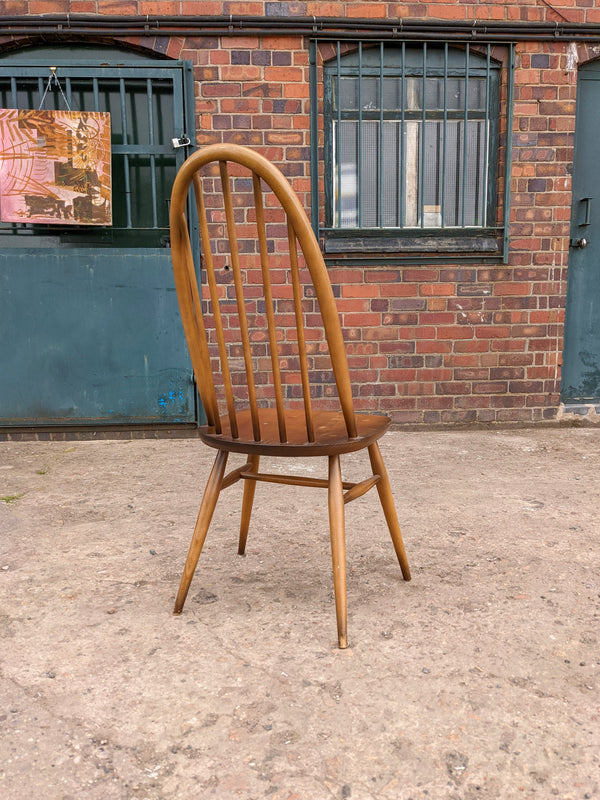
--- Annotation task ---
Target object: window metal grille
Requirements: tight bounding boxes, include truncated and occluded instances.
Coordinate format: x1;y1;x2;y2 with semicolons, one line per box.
0;62;191;248
312;40;514;262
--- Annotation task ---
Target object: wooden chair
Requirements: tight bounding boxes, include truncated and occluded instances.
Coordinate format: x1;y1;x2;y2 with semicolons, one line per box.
169;143;410;648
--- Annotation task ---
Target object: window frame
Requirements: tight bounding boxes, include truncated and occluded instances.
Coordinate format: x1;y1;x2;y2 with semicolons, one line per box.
310;39;515;264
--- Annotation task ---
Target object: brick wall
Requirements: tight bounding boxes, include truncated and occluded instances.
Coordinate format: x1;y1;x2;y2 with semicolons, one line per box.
1;2;598;426
4;2;599;22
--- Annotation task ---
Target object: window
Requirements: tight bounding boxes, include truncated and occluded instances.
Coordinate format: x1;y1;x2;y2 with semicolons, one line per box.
316;41;511;261
0;46;194;248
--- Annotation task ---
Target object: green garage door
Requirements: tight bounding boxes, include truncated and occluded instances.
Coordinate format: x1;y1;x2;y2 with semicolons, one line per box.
562;59;600;404
0;46;198;426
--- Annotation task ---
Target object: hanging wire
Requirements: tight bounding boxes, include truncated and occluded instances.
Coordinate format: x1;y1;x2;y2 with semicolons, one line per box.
38;67;71;111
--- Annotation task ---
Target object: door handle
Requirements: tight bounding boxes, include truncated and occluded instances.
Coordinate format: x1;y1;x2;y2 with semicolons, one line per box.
570;237;588;248
580;197;592;226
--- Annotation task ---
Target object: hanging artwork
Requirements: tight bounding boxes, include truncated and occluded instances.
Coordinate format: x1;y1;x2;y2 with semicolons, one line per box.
0;109;111;225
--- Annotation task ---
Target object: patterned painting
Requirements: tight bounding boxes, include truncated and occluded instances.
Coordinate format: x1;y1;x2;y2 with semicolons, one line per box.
0;109;111;225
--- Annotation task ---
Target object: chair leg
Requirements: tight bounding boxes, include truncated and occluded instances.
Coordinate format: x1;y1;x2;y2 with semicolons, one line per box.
368;442;411;582
173;449;229;615
328;454;348;649
238;454;259;555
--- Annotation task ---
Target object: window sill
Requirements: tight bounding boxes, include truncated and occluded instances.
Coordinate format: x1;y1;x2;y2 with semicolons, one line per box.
322;228;503;262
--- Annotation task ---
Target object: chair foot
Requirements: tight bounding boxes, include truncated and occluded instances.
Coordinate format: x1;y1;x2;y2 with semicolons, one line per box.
238;455;259;555
173;450;229;614
368;442;411;581
328;454;348;649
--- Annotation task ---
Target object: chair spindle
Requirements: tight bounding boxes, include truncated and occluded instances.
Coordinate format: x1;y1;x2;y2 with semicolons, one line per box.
174;184;221;431
288;218;315;443
193;172;233;436
253;172;287;443
220;161;261;442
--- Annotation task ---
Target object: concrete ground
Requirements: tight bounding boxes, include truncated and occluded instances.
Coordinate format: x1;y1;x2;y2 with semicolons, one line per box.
0;427;598;800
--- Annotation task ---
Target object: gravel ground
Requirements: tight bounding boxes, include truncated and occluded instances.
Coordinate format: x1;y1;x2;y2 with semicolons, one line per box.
0;427;599;799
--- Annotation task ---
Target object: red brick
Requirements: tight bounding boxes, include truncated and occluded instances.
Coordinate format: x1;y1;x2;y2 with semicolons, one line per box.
342;285;380;298
398;382;435;397
419;313;455;325
383;313;419;326
420;284;456;297
455;396;491;409
379;370;418;383
347;3;388;17
339;299;370;313
417;397;454;410
476;326;512;339
385;285;420;297
454;368;489;381
483;333;523;351
95;0;137;10
435;382;471;396
265;67;305;83
427;298;446;311
473;382;508;395
343;313;381;327
416;340;453;354
429;5;469;20
509;380;545;393
453;340;490;354
445;354;480;368
363;328;400;341
138;1;180;12
437;326;474;340
440;410;479;423
495;395;527;408
490;366;525;380
365;270;402;283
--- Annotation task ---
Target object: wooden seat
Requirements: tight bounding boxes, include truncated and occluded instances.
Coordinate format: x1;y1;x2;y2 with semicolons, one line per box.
201;407;390;456
169;143;411;648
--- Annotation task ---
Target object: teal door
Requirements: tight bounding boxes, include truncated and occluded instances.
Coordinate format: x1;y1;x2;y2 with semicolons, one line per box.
562;60;600;403
0;47;198;425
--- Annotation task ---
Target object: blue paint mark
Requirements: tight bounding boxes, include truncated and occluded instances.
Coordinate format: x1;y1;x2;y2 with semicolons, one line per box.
158;383;189;413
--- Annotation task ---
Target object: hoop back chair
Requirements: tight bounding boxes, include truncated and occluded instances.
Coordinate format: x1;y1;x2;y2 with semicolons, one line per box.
169;143;410;648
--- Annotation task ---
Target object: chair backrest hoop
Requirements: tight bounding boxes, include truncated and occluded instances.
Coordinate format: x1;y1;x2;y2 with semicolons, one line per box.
169;143;358;441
